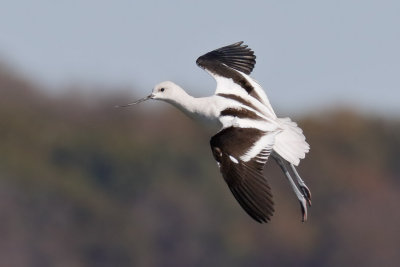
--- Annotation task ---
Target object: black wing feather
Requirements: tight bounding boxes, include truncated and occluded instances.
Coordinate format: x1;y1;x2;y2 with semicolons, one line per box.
196;41;256;75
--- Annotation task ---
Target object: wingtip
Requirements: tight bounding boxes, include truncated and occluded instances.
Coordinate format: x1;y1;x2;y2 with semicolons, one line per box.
234;41;244;46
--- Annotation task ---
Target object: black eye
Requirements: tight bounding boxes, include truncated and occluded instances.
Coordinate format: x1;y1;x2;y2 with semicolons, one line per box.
160;88;165;92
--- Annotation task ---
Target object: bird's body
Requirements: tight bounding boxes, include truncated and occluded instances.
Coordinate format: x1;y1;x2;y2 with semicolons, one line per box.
122;42;311;223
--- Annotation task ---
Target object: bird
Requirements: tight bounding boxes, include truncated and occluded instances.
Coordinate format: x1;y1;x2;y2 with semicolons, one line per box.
118;42;311;223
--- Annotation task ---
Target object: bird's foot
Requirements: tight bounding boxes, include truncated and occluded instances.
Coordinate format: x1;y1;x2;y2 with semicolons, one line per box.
299;197;308;222
299;184;312;207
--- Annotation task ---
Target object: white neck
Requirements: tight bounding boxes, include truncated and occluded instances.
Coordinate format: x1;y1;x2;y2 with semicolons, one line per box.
162;87;191;111
165;87;218;121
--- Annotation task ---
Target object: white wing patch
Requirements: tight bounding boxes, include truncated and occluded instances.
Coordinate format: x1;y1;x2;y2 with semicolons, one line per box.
228;117;279;132
229;155;239;164
240;131;279;162
211;71;245;96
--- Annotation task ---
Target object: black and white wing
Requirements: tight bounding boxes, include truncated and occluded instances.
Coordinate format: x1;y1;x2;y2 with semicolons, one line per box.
196;41;256;95
210;126;278;223
196;42;276;118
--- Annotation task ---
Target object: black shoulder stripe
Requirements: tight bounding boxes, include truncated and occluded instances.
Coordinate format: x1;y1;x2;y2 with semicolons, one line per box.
217;93;263;114
220;108;264;121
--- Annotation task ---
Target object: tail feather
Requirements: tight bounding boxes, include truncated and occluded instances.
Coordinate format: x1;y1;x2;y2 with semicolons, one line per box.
272;117;309;166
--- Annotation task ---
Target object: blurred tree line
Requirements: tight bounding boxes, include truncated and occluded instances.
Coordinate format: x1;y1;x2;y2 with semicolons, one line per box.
0;63;399;267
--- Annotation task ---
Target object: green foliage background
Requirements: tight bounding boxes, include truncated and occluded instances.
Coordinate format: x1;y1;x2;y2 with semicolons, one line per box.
1;65;399;266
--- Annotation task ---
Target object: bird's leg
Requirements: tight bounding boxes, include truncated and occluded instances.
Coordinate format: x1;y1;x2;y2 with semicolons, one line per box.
273;155;308;222
290;163;312;207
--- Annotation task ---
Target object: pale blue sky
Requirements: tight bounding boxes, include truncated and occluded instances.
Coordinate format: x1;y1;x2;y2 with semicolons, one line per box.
1;0;399;115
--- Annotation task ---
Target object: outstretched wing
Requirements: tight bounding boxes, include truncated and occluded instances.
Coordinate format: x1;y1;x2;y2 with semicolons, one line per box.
196;42;276;116
210;126;277;223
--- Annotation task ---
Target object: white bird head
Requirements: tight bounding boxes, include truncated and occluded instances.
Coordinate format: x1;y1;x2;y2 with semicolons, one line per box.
151;81;185;102
115;81;185;107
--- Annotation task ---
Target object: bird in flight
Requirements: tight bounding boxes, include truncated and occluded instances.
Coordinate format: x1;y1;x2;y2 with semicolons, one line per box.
119;42;311;223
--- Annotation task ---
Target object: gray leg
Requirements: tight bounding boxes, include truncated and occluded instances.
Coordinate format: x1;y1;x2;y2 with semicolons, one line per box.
290;163;312;207
273;155;308;222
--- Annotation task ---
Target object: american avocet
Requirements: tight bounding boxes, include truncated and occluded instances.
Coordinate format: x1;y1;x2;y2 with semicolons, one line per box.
119;42;311;223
